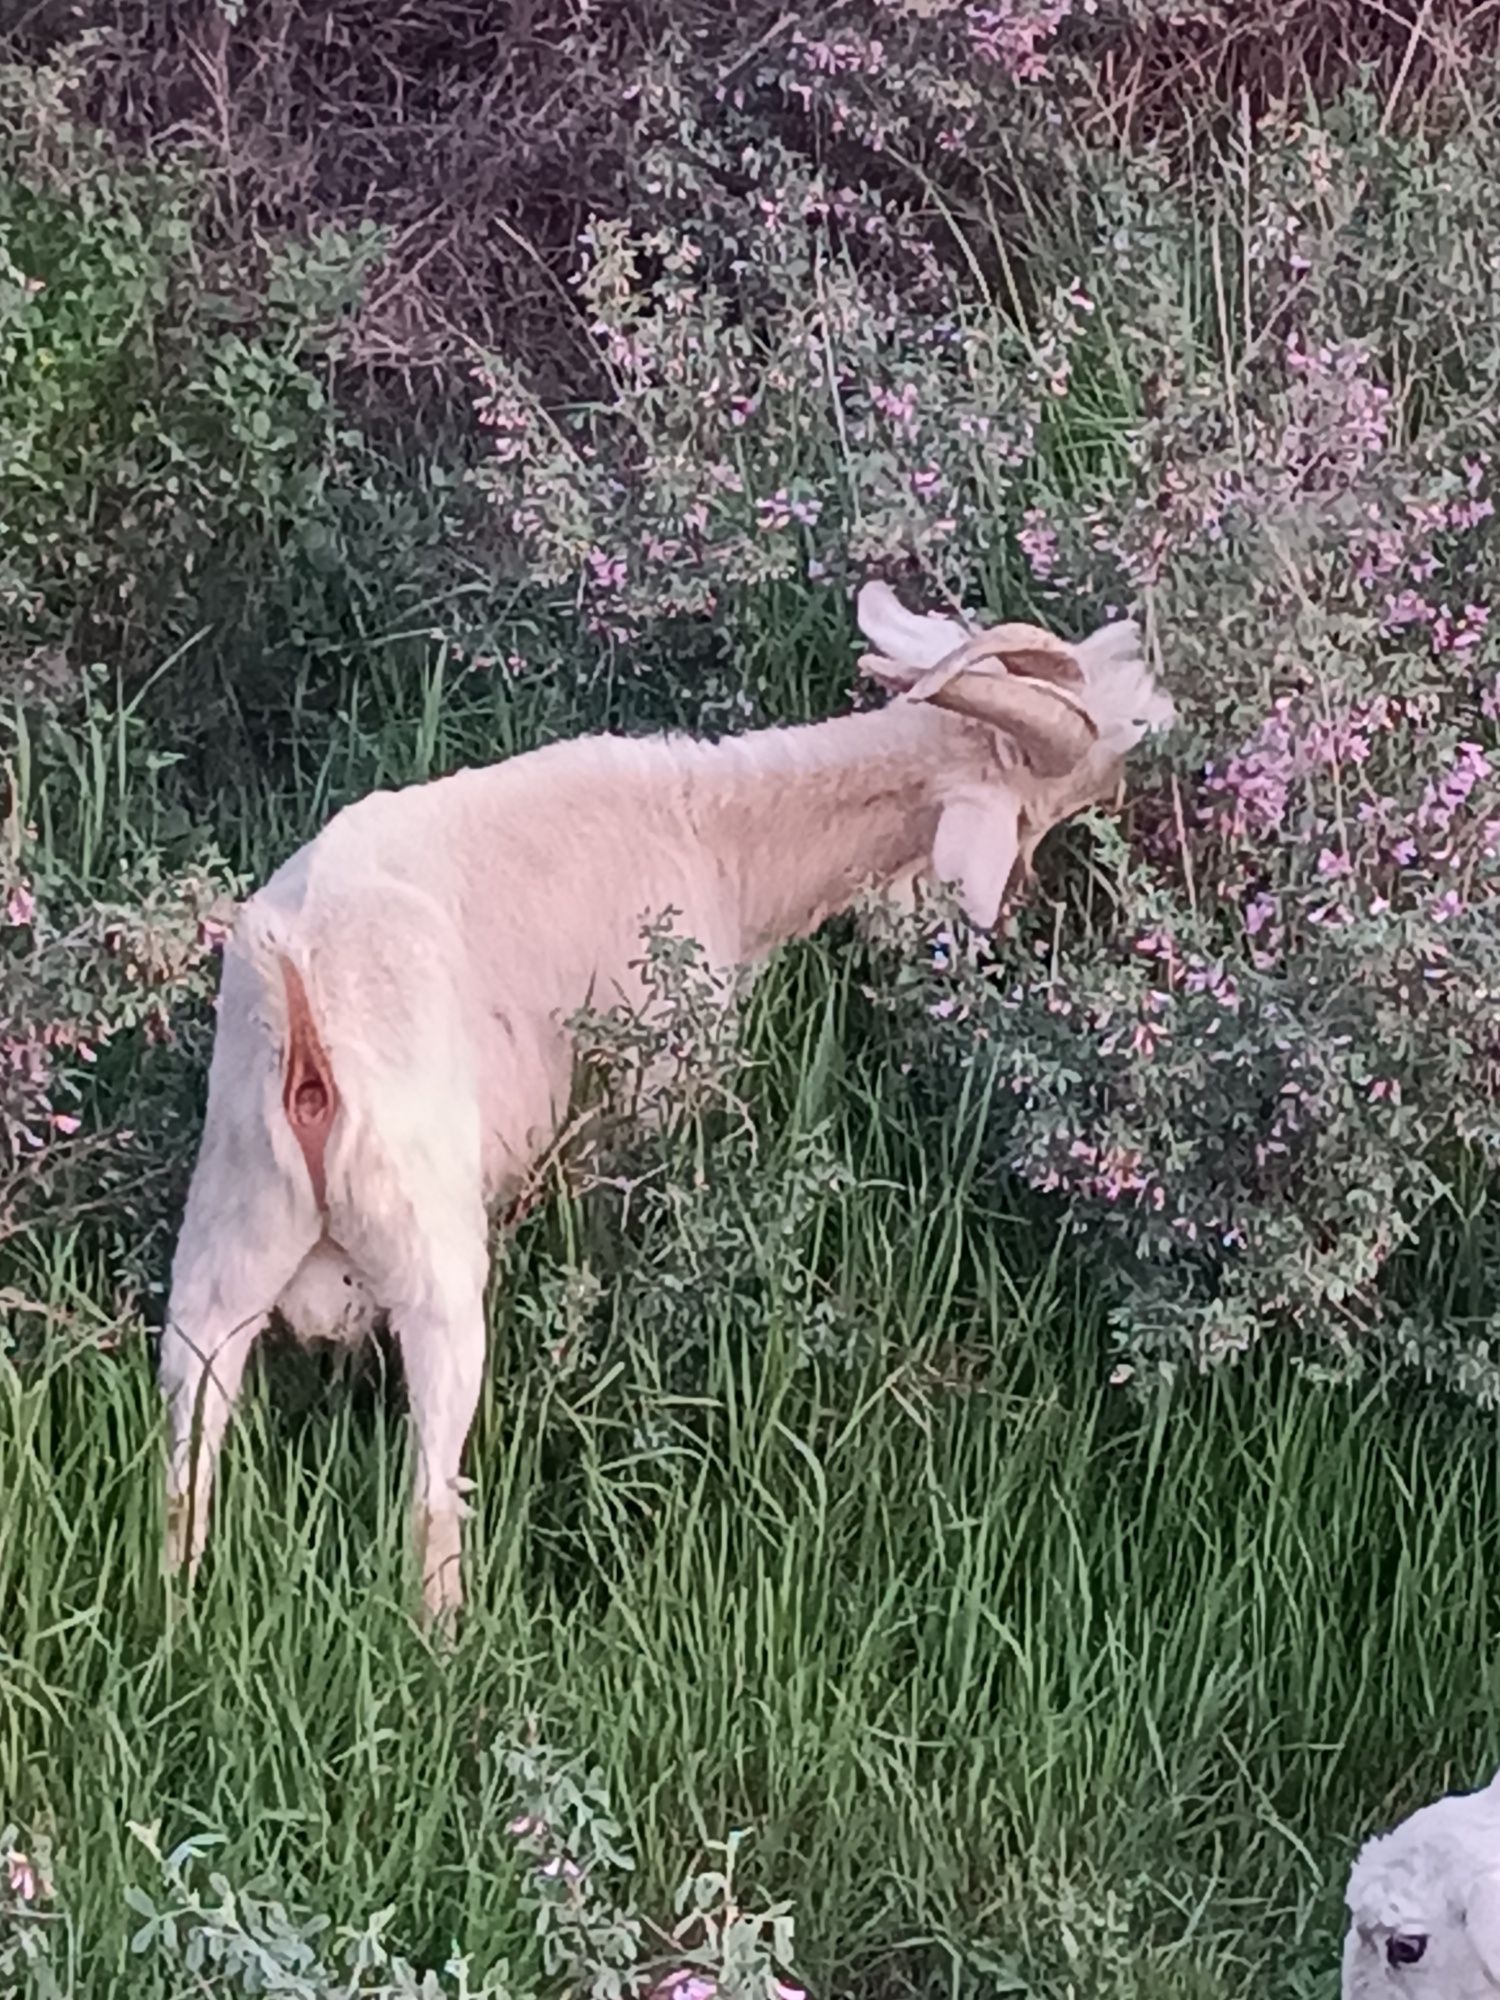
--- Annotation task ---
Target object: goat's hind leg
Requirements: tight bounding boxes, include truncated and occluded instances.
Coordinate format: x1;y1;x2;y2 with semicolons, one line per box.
160;1175;319;1578
338;1185;488;1626
328;1070;489;1629
394;1243;487;1628
160;970;321;1579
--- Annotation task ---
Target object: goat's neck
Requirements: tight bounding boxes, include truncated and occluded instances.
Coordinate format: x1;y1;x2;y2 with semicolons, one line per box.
701;702;986;958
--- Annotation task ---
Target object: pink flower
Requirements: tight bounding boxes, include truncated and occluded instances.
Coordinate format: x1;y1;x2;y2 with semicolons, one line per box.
1018;508;1059;580
6;884;35;927
1430;602;1489;655
6;1852;36;1903
1417;741;1490;831
51;1113;81;1136
654;1974;718;2000
1382;589;1434;631
966;0;1074;80
867;380;919;436
1448;495;1494;531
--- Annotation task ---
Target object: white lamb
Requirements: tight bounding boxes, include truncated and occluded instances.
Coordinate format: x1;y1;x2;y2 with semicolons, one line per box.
159;582;1173;1620
1343;1769;1500;1995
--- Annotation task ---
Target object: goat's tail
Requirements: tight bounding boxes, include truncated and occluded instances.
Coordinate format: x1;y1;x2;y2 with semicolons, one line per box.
235;898;339;1208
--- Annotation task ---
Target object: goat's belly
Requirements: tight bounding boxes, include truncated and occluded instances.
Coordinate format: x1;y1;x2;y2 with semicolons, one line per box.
274;1238;378;1347
477;1020;574;1201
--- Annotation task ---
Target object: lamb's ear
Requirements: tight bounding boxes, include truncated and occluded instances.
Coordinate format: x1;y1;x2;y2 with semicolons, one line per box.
932;787;1022;930
1464;1868;1500;1982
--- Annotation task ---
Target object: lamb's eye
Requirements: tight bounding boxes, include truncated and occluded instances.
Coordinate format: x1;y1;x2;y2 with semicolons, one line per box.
1387;1933;1428;1968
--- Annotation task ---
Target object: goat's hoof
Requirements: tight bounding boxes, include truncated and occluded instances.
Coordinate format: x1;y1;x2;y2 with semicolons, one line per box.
421;1564;463;1632
416;1503;464;1636
419;1553;465;1646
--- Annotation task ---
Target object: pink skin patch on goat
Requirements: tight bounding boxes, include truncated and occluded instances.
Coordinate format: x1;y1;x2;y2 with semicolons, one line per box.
279;957;337;1207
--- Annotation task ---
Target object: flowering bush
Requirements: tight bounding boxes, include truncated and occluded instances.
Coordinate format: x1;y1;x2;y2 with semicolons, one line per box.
468;44;1500;1388
840;100;1500;1385
0;49;443;1345
8;4;1500;1396
0;816;238;1352
108;1733;803;2000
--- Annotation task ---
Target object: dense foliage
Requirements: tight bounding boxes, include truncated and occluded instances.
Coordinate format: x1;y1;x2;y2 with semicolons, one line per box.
3;4;1499;1995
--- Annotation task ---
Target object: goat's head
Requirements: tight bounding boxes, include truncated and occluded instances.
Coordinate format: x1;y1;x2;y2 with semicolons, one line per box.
855;581;1174;920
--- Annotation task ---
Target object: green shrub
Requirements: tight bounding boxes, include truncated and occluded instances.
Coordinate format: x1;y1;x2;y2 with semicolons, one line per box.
466;50;1500;1391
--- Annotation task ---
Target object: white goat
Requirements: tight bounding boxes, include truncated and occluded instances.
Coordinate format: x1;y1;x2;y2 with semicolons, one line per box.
159;583;1173;1620
1344;1769;1500;1996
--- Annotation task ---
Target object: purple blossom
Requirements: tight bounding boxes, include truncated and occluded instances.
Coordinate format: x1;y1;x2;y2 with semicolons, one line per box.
867;379;920;436
1430;603;1489;655
966;0;1077;80
1418;741;1490;831
1018;507;1059;580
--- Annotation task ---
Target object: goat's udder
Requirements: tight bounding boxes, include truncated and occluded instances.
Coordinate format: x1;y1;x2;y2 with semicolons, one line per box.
279;957;338;1207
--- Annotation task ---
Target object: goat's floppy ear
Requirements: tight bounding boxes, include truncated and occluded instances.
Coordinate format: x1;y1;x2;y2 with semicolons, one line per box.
932;787;1022;930
1464;1868;1500;1983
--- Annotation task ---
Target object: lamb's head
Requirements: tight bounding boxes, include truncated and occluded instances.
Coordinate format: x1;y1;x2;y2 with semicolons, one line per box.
1343;1772;1500;1998
855;581;1174;920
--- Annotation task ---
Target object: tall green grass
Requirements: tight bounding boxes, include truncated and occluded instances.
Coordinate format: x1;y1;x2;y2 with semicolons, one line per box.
8;23;1500;1992
4;653;1500;1997
6;1150;1500;1996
